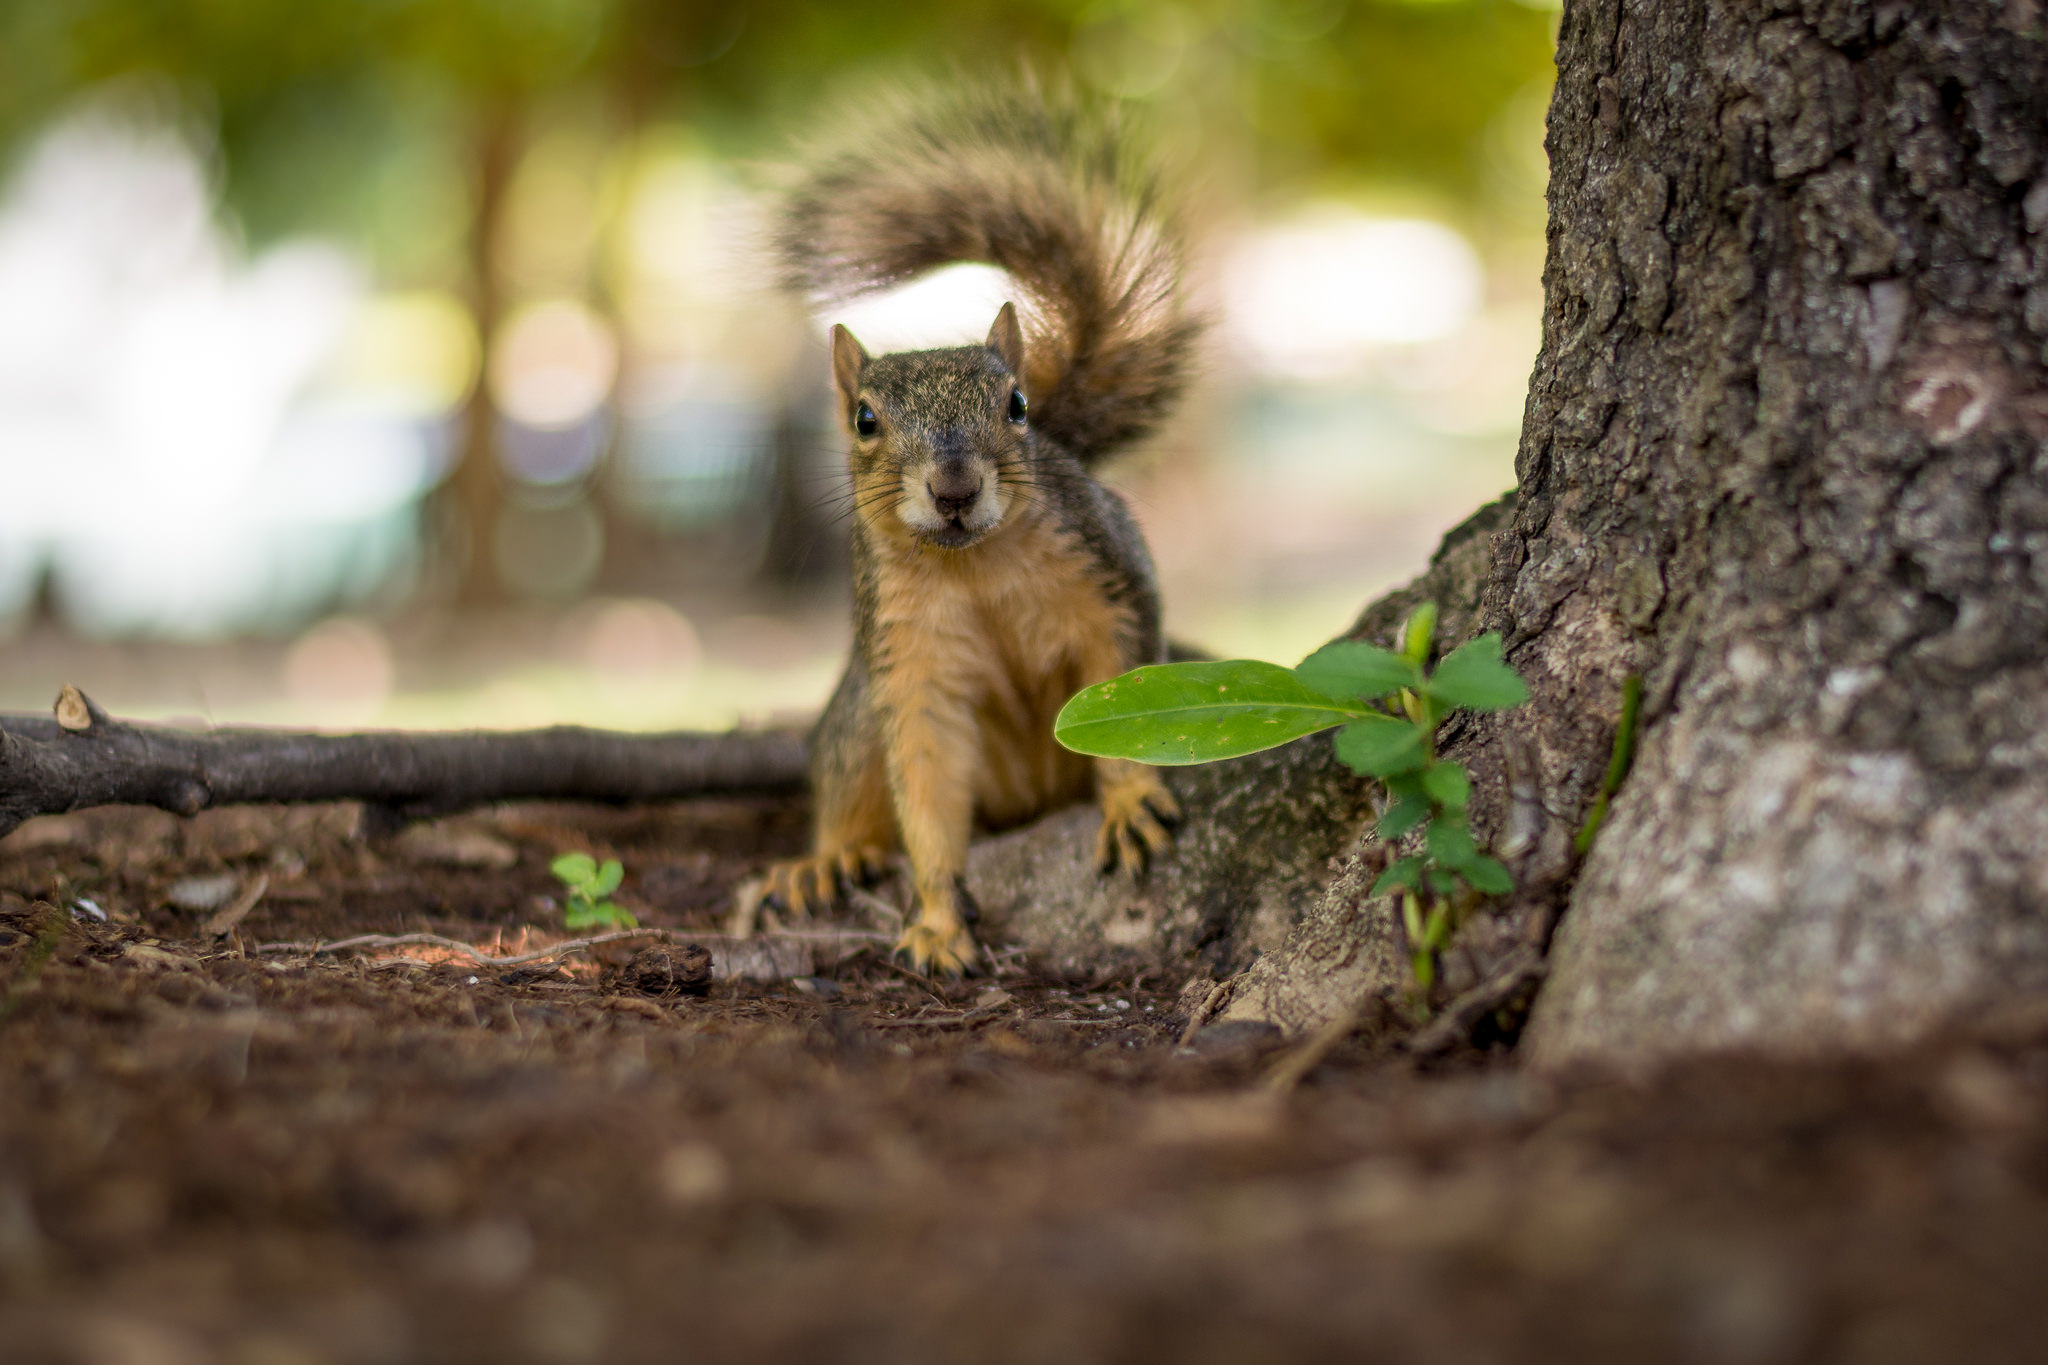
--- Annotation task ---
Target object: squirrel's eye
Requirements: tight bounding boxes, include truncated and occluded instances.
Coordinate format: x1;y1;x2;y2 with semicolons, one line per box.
854;402;878;438
1007;388;1027;424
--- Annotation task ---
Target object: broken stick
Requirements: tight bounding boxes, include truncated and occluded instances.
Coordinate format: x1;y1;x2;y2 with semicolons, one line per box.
0;687;808;840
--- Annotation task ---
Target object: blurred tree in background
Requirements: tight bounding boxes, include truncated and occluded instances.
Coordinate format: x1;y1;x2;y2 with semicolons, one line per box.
0;0;1557;605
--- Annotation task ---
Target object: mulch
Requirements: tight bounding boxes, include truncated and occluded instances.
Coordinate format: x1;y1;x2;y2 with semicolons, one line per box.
1;799;2044;1364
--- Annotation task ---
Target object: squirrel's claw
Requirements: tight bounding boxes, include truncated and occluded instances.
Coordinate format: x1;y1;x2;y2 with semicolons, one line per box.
754;845;890;922
894;878;981;977
894;922;980;978
835;844;891;888
1096;776;1179;876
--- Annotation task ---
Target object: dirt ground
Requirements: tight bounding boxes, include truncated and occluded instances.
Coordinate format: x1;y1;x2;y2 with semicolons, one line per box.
1;796;2045;1365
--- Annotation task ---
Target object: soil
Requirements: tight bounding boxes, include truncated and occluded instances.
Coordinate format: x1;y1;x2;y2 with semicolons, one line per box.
2;797;2045;1365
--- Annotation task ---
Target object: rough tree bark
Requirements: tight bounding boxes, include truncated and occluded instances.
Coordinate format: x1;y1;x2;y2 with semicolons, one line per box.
1510;0;2048;1064
1168;0;2048;1064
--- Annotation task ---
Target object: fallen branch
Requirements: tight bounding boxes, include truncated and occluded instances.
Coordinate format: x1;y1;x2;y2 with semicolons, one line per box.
0;686;808;839
868;1010;1000;1030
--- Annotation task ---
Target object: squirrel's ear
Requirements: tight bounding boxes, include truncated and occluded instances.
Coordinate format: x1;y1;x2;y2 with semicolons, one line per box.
986;302;1026;375
830;324;870;405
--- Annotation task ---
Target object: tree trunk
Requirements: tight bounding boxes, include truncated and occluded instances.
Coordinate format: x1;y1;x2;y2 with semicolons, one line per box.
1197;0;2048;1064
446;103;519;605
1514;0;2048;1064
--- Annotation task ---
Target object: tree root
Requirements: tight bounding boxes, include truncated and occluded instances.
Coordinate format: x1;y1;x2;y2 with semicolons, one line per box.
0;686;808;839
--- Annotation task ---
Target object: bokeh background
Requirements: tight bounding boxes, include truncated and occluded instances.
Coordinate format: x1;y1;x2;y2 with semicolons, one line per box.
0;0;1557;732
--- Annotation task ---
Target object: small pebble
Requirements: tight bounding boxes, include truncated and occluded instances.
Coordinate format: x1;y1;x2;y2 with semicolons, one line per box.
165;875;238;912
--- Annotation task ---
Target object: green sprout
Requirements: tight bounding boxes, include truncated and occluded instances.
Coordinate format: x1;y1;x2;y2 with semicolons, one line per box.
1054;602;1529;994
1574;673;1643;855
549;852;636;931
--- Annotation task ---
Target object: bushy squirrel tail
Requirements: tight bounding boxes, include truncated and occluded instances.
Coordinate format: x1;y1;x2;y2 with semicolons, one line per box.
775;83;1201;468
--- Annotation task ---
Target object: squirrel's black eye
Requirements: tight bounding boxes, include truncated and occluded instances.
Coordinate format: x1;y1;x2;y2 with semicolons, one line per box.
854;402;878;438
1007;388;1027;424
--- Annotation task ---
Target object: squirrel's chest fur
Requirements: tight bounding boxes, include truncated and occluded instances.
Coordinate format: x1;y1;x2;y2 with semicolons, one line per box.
864;514;1129;825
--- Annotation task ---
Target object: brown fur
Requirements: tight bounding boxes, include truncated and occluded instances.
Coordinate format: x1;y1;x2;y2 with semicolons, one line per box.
755;89;1195;973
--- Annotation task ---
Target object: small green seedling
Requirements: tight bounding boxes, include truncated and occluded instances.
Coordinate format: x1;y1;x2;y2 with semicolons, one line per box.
1055;602;1529;994
550;852;636;931
1574;673;1642;855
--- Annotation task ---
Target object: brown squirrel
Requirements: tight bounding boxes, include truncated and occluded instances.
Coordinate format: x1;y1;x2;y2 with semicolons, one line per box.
752;89;1202;974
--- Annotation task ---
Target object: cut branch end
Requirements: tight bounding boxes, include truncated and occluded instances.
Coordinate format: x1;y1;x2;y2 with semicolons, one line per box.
54;685;93;733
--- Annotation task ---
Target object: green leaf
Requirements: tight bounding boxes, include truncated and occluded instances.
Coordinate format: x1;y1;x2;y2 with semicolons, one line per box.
1055;661;1366;765
1426;819;1479;871
1376;795;1431;840
564;897;636;930
592;859;624;897
1420;762;1471;811
1402;601;1438;667
1382;772;1427;804
1371;856;1424;896
1461;855;1514;896
550;852;597;886
1426;868;1459;897
1423;633;1529;712
1294;641;1418;702
1333;714;1427;776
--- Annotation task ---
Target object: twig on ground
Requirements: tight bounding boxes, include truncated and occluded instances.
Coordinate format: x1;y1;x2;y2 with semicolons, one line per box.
751;928;894;943
868;954;948;999
867;1004;1010;1030
254;926;891;970
202;875;269;939
1402;945;1548;1056
257;927;677;965
1178;980;1234;1047
1265;1002;1368;1094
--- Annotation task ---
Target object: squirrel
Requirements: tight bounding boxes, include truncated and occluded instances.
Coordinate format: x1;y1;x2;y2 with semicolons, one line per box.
747;88;1203;974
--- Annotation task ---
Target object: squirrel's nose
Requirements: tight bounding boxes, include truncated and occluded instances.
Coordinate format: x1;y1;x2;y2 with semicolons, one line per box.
928;473;983;518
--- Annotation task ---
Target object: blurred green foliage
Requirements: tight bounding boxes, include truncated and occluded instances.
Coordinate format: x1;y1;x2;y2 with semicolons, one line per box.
0;0;1557;281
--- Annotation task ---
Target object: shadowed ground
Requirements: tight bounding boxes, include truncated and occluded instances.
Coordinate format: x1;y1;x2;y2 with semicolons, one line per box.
2;796;2045;1365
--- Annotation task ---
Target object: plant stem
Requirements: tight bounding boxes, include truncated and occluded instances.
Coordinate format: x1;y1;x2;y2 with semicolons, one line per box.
1573;673;1644;855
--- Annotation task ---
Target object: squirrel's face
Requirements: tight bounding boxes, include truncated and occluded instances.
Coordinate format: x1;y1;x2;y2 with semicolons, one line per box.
832;306;1032;551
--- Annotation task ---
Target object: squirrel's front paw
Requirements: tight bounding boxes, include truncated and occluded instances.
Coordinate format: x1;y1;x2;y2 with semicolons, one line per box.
753;845;890;920
894;921;980;977
894;879;981;976
1095;775;1179;875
